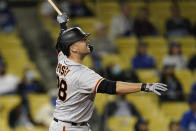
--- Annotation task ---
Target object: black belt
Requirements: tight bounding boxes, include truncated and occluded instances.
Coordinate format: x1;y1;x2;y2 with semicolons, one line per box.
53;118;87;126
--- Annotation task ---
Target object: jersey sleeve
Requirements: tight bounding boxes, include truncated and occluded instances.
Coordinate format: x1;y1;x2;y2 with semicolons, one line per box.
78;69;103;94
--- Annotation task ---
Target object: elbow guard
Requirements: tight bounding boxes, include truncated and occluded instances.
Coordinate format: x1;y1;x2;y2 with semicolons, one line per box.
97;79;116;94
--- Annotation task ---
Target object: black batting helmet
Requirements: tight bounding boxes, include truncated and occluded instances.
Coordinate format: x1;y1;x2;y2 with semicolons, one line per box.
56;27;90;56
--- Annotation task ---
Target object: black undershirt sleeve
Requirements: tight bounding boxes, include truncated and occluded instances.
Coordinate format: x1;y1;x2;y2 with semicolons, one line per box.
60;22;67;31
97;79;116;94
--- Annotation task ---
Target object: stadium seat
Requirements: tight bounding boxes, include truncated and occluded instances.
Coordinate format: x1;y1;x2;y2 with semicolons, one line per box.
27;94;50;119
179;2;196;23
99;2;145;27
161;102;189;120
130;2;146;16
126;93;159;115
72;18;98;37
165;37;196;62
115;37;137;54
115;37;138;69
175;69;195;94
136;69;159;83
148;48;167;69
142;37;168;47
149;2;171;34
142;37;168;68
168;37;196;59
94;94;116;114
99;2;119;26
86;2;95;13
126;93;170;131
0;95;21;131
15;126;47;131
108;117;137;131
102;54;130;70
193;70;196;82
148;114;170;131
0;33;21;49
0;32;40;79
168;37;196;48
1;48;38;78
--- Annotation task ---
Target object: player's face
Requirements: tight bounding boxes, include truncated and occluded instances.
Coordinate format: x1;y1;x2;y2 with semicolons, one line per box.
71;38;91;55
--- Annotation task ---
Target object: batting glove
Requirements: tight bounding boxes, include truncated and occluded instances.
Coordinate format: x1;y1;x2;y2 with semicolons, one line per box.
57;12;68;24
142;83;167;96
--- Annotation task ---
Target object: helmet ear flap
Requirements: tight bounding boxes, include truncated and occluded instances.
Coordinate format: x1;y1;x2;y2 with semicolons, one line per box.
56;34;70;56
63;44;70;56
56;36;62;53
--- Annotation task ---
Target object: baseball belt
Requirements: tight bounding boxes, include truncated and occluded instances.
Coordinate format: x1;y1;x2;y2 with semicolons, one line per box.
53;118;87;126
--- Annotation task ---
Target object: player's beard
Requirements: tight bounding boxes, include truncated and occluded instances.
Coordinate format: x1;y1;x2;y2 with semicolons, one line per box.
80;46;91;57
88;44;94;53
84;44;92;54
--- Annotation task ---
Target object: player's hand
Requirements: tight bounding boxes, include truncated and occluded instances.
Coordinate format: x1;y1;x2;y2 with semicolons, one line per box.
57;12;68;24
144;83;167;95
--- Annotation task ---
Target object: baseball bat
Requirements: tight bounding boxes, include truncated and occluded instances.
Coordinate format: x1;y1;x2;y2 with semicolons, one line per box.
48;0;62;16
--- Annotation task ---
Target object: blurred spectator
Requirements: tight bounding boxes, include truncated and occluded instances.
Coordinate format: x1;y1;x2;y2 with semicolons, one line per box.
162;41;187;70
181;88;196;131
101;95;141;131
40;1;69;24
135;118;149;131
69;0;94;18
132;41;156;69
133;7;158;37
105;64;124;81
189;82;196;106
9;96;45;129
159;65;185;103
34;92;56;127
104;63;140;82
123;69;140;83
92;22;117;69
188;53;196;71
0;1;16;33
93;22;117;56
166;4;192;37
103;95;141;118
110;0;134;39
17;67;46;97
169;120;181;131
0;58;19;95
40;1;55;17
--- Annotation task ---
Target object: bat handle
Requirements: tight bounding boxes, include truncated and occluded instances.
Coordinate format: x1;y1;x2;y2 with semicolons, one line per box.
48;0;62;16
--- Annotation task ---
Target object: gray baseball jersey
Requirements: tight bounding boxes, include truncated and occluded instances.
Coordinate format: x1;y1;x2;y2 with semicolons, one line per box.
53;52;103;123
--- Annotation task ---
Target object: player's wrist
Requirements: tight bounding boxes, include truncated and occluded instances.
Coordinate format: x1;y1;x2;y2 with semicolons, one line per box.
141;83;147;91
60;22;67;30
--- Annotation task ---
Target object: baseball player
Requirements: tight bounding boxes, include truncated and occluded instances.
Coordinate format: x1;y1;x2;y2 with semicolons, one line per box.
49;13;167;131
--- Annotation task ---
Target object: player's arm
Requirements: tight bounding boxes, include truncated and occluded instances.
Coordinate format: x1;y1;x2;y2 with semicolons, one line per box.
56;12;68;54
97;79;167;95
57;12;68;32
116;82;142;94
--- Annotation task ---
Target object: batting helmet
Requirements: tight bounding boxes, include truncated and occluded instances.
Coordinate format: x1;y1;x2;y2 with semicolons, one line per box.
56;27;90;56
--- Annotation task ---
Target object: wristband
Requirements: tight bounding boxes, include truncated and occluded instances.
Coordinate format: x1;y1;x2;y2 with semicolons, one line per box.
141;83;146;91
60;22;67;30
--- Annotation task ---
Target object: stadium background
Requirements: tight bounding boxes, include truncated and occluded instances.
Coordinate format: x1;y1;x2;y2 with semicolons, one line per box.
0;0;196;131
